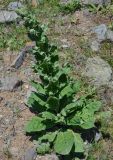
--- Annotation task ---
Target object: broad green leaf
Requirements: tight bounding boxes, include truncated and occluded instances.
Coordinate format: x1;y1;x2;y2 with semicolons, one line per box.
60;85;73;98
50;53;59;63
55;67;70;80
29;92;46;106
27;95;46;112
46;96;59;111
25;116;46;132
61;99;84;116
39;111;57;121
74;133;84;153
80;108;95;129
67;112;81;126
54;130;74;155
86;101;101;112
61;103;76;116
37;142;50;154
67;108;95;129
31;81;45;94
38;131;58;143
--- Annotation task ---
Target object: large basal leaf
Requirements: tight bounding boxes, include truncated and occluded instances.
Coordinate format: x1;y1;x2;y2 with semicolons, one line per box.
80;105;100;129
79;108;95;129
54;130;74;155
31;81;45;94
67;112;81;126
25;116;46;133
61;99;84;116
37;142;50;154
39;111;57;121
27;95;46;112
67;108;95;129
74;133;84;153
60;85;74;98
61;103;76;116
38;131;58;143
86;101;101;112
29;92;46;106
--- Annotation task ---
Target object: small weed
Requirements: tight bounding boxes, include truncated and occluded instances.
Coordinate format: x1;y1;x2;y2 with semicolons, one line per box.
0;23;28;51
59;0;81;14
87;4;103;14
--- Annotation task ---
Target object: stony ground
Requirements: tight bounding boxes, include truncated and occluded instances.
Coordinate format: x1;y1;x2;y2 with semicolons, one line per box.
1;0;113;160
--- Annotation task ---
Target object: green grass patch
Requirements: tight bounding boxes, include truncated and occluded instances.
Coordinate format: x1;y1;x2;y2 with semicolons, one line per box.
0;23;28;51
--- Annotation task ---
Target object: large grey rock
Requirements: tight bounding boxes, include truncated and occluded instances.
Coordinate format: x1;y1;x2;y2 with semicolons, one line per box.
8;2;23;11
83;56;112;86
0;76;23;91
0;10;19;23
92;24;107;42
91;24;113;51
92;24;113;42
36;154;59;160
82;0;111;5
21;147;37;160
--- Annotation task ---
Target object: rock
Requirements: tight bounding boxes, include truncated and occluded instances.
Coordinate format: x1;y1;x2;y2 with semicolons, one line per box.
92;24;113;43
36;154;59;160
0;76;23;91
90;40;100;52
82;0;111;5
92;24;107;42
0;10;19;23
21;147;37;160
106;30;113;42
83;56;112;86
8;2;23;11
91;24;113;51
95;132;102;141
11;42;36;69
11;50;27;69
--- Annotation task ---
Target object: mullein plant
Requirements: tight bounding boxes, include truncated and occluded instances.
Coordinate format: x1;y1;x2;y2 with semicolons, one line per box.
21;13;103;159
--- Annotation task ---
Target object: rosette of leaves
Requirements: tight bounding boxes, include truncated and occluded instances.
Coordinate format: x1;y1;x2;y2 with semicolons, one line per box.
26;76;101;155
